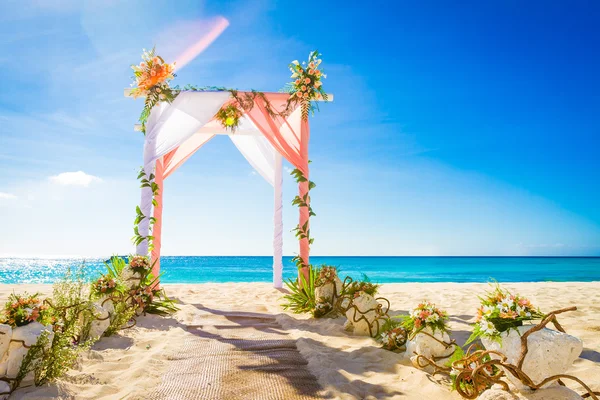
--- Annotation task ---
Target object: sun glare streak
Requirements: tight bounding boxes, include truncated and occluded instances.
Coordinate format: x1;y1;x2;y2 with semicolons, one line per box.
172;16;230;71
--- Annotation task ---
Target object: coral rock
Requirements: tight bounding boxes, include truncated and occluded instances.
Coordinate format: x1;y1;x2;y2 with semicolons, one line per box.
5;323;54;379
121;266;141;289
481;326;583;391
477;388;519;400
522;386;583;399
406;327;455;360
88;303;111;340
0;380;10;399
314;276;343;305
0;325;12;361
345;293;386;337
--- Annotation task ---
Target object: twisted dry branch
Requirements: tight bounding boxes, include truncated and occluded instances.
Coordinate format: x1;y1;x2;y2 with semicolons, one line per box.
451;308;600;399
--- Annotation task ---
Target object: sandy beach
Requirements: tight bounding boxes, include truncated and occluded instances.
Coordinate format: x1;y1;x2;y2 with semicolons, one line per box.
4;282;600;399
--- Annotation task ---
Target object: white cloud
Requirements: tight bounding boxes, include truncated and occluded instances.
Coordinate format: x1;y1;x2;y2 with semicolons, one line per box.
49;171;102;187
0;192;17;200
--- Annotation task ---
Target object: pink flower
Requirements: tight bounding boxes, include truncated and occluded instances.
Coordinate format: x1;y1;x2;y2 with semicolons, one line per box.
301;85;307;91
309;69;315;75
304;77;311;84
295;79;301;85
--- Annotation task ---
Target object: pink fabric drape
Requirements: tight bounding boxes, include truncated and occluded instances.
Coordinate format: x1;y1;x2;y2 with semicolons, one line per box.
246;94;310;281
150;158;165;284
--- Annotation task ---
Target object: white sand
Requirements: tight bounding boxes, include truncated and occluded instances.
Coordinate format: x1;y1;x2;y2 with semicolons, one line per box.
2;282;599;399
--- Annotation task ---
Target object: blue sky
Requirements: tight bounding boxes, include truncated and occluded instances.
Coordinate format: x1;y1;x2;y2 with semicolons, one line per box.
0;0;599;257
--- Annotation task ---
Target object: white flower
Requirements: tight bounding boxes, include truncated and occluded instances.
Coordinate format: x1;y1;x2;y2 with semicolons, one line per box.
482;305;494;317
500;299;514;311
426;313;439;323
479;320;497;335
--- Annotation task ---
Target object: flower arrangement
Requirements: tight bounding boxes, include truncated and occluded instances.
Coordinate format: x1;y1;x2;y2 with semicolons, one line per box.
315;266;338;287
129;255;151;274
379;318;408;351
1;293;53;327
344;278;379;299
401;301;449;337
284;50;327;120
130;48;176;100
466;284;543;344
130;286;156;311
215;103;244;132
91;275;119;296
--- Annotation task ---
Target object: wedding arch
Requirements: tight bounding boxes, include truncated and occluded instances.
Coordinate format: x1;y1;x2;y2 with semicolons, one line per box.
125;49;332;287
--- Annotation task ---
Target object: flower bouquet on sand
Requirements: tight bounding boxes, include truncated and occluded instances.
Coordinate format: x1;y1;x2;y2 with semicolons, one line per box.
378;318;407;351
403;302;455;364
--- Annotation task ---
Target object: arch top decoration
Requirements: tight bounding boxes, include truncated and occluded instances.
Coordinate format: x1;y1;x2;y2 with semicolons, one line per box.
125;48;332;287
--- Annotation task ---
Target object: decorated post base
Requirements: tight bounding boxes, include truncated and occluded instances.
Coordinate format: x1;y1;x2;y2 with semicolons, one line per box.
0;322;54;389
344;293;388;337
481;325;583;391
314;276;343;317
406;327;455;370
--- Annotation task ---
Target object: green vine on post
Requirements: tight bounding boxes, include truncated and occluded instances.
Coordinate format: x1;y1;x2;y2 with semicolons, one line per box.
284;51;327;272
290;166;316;270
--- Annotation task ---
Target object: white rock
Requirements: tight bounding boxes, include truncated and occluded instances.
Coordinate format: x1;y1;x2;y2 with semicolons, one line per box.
0;325;12;361
477;388;519;400
406;326;455;360
522;386;583;399
0;380;10;399
481;326;583;391
11;322;50;347
97;296;115;316
121;265;141;289
345;293;386;337
6;323;54;379
314;275;343;305
6;342;27;379
88;303;111;340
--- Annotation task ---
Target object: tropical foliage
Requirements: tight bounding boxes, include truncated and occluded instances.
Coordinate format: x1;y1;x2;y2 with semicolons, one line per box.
282;266;318;314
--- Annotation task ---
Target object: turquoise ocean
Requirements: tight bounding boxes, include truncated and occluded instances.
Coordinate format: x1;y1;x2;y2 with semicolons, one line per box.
0;256;598;284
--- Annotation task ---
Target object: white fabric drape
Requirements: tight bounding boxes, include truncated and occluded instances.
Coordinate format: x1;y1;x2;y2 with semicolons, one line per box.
230;135;284;287
230;134;275;185
272;152;283;288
